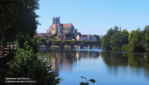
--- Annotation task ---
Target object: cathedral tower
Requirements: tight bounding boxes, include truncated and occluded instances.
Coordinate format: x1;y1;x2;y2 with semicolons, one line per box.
53;16;60;24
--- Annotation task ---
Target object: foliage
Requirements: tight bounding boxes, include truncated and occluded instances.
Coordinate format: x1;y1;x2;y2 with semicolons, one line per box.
2;41;61;85
78;32;81;35
0;0;40;55
39;38;46;43
144;25;149;51
33;36;38;42
94;34;101;41
49;40;53;43
80;76;95;85
53;34;57;37
121;44;129;51
101;27;118;50
58;36;61;38
15;33;38;54
128;29;144;51
55;40;63;43
71;36;75;39
0;0;40;39
110;29;129;50
50;36;54;39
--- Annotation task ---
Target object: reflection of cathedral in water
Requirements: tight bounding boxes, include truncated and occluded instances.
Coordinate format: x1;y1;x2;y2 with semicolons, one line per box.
38;48;100;74
51;50;100;73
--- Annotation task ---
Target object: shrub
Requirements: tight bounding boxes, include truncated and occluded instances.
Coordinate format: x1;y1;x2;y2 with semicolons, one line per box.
121;44;129;51
55;40;62;43
4;41;61;85
15;33;38;54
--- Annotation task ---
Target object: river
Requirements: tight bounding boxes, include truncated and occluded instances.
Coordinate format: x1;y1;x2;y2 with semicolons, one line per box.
38;47;149;85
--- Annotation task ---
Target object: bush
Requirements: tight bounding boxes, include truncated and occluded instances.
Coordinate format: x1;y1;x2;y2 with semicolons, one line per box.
3;41;61;85
15;33;38;54
121;44;129;51
38;38;46;43
55;40;62;43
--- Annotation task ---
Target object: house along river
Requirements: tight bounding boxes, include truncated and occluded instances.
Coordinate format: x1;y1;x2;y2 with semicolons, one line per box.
38;46;149;85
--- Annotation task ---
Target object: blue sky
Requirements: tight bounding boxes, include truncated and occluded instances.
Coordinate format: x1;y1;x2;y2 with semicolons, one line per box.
35;0;149;35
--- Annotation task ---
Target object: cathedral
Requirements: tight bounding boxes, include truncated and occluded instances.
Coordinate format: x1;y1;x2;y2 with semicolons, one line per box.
47;16;77;35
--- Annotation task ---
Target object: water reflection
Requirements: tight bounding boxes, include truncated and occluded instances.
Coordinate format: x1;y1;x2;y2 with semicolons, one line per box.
38;48;100;74
101;51;149;80
38;48;149;84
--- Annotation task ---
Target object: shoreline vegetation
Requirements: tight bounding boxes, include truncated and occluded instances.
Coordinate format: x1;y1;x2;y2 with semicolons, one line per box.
101;25;149;52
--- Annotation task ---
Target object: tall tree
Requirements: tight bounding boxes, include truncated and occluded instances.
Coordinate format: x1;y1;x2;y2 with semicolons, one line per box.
101;26;119;50
101;28;114;50
128;28;143;51
144;25;149;51
110;29;129;50
0;0;40;55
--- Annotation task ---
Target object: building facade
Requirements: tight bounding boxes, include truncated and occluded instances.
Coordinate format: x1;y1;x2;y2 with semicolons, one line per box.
76;34;97;41
47;16;77;35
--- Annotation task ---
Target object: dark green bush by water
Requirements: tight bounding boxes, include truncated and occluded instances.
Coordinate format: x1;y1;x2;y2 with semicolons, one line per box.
0;41;61;85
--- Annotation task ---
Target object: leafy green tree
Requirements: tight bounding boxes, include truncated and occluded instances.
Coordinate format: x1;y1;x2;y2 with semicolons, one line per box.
16;33;38;54
39;38;46;43
144;25;149;51
110;29;129;50
71;36;75;39
128;28;144;51
121;44;129;51
53;34;57;37
0;0;40;55
101;27;115;50
94;34;101;41
1;41;61;85
78;32;81;35
49;36;53;39
33;36;38;42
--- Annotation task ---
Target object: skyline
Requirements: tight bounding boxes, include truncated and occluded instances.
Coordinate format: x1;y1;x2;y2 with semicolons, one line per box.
35;0;149;35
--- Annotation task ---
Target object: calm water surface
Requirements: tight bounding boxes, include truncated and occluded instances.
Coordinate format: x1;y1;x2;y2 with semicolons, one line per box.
38;47;149;85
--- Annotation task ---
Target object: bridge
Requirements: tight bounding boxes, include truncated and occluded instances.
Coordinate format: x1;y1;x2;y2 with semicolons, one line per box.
37;42;101;49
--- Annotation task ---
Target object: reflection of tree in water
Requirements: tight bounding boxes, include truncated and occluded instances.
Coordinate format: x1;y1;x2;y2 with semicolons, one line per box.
101;52;128;67
101;51;149;80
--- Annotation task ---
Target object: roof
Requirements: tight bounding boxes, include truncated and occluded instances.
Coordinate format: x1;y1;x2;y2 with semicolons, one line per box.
44;34;50;36
47;23;73;31
40;36;45;38
63;23;72;28
81;35;88;37
47;24;56;30
58;33;62;36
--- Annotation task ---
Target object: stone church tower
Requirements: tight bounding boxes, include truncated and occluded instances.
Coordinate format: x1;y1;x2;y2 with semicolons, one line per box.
47;16;77;35
53;16;60;24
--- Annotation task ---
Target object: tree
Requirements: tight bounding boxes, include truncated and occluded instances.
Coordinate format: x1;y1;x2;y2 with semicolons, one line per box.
110;29;129;50
53;34;57;37
101;27;115;50
39;38;46;43
71;36;75;39
94;34;100;41
0;0;40;55
128;28;143;51
49;36;53;40
78;32;81;36
144;25;149;51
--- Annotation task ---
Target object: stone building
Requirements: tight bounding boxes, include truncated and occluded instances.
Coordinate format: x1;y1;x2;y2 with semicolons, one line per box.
47;16;77;35
76;34;97;41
